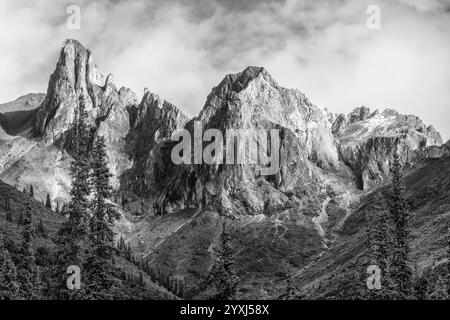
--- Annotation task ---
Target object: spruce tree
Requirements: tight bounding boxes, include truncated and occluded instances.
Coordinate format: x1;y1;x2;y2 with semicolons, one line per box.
5;196;12;223
388;153;412;298
208;222;238;300
84;136;119;299
17;201;40;299
366;192;393;298
447;224;450;297
29;185;34;198
0;236;19;300
279;259;295;300
52;102;92;299
37;219;46;238
45;193;52;210
17;212;23;226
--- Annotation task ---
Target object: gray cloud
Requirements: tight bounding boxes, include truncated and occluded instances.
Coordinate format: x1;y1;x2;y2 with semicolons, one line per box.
0;0;449;140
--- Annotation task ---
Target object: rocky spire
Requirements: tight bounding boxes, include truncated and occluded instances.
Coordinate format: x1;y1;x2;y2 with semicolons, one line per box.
33;40;109;143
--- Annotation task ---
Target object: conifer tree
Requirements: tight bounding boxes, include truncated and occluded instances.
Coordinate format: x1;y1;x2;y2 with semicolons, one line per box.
388;153;412;298
52;102;92;299
17;212;23;226
45;193;52;210
366;192;393;298
5;196;12;223
84;136;119;299
0;236;19;300
29;185;34;198
208;222;238;300
37;219;46;238
279;259;295;300
413;267;431;300
447;224;450;297
16;201;40;299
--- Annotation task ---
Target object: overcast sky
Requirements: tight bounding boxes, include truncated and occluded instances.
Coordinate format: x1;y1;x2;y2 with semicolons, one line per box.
0;0;449;139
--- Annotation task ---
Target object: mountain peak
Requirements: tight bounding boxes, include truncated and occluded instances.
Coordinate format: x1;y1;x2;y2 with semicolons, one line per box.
228;66;277;93
62;38;88;54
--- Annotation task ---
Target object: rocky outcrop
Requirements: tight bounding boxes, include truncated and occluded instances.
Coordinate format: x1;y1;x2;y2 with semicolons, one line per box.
95;87;138;188
119;90;189;209
0;40;139;203
148;66;353;218
33;39;134;147
0;93;45;113
333;107;443;189
0;93;45;137
414;139;450;160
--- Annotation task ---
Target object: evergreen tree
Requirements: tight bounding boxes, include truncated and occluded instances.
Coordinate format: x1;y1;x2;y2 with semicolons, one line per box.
37;219;46;238
279;259;295;300
60;203;68;217
45;193;52;210
208;222;238;300
51;102;92;299
5;196;12;223
0;236;19;300
413;267;431;300
447;224;450;297
84;136;119;299
388;153;412;298
16;201;40;299
17;212;23;226
366;192;393;298
138;272;144;286
29;185;34;198
117;236;126;251
336;270;368;300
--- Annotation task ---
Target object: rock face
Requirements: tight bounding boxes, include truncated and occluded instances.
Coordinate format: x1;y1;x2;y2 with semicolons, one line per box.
332;107;443;189
0;39;138;203
0;93;45;137
120;90;189;204
0;93;45;113
33;39;135;149
143;66;354;219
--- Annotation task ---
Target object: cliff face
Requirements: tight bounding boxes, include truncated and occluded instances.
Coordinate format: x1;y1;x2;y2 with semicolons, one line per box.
332;107;443;189
0;40;139;202
138;67;342;216
120;90;189;204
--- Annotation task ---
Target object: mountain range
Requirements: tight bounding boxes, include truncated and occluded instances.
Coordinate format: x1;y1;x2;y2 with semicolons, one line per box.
1;39;449;299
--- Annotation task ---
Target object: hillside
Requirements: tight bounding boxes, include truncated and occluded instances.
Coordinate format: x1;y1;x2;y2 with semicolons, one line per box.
0;180;176;300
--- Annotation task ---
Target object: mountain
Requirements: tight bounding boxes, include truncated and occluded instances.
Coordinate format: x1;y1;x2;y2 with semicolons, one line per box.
0;39;449;299
332;106;443;189
0;93;45;113
0;93;45;138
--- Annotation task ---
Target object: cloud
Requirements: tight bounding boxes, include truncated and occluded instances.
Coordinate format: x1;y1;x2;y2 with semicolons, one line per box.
0;0;449;140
